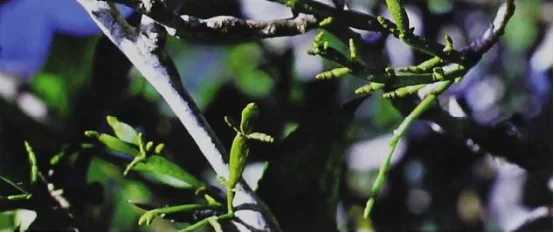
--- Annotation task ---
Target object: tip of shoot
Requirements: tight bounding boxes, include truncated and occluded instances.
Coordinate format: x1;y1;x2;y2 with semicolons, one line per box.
106;115;117;125
154;143;165;154
245;102;258;111
23;141;31;150
84;130;99;137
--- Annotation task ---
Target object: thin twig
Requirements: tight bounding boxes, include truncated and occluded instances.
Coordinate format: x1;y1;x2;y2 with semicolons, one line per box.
463;0;516;56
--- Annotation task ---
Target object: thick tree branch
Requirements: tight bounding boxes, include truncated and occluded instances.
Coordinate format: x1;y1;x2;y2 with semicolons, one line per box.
74;0;278;231
168;14;317;41
99;0;318;42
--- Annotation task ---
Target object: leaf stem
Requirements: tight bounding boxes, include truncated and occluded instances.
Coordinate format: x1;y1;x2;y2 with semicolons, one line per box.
363;81;452;218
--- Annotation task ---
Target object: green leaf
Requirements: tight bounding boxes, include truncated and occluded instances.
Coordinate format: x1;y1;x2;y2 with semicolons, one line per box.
227;134;249;190
133;156;203;190
49;151;65;166
371;95;402;129
30;73;69;117
427;0;453;14
240;103;259;134
235;69;274;98
85;131;140;157
504;1;539;51
228;43;262;72
106;116;140;145
32;35;99;117
385;0;410;36
129;71;162;103
23;142;38;185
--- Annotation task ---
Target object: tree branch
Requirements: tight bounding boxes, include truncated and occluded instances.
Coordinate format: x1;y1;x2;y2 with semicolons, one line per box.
267;0;383;31
74;0;278;231
462;0;516;56
408;0;539;172
99;0;318;42
169;13;318;42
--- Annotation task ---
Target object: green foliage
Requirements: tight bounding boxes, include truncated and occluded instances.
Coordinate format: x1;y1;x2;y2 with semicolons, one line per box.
23;142;38;185
106;116;141;145
256;97;367;231
85;131;140;156
228;44;274;98
133;155;203;190
297;0;514;219
32;35;98;117
86;116;203;191
0;142;47;230
235;69;274;98
504;1;539;51
385;0;410;36
0;0;520;231
224;103;274;214
84;116;229;231
427;0;453;14
82;114;273;231
30;73;69;116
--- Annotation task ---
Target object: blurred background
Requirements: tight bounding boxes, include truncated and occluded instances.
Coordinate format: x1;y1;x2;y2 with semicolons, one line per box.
0;0;552;231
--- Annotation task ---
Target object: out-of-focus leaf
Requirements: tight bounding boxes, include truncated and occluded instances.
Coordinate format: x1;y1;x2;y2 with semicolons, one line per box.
227;43;273;98
133;156;203;190
30;35;99;116
427;0;453;14
0;211;15;231
228;43;262;72
197;80;222;110
257;96;368;231
168;37;229;111
288;79;305;104
504;1;539;51
128;200;159;211
106;116;140;145
129;71;161;103
282;122;299;138
30;73;69;116
371;94;402;129
49;151;65;166
235;69;274;98
111;181;151;231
